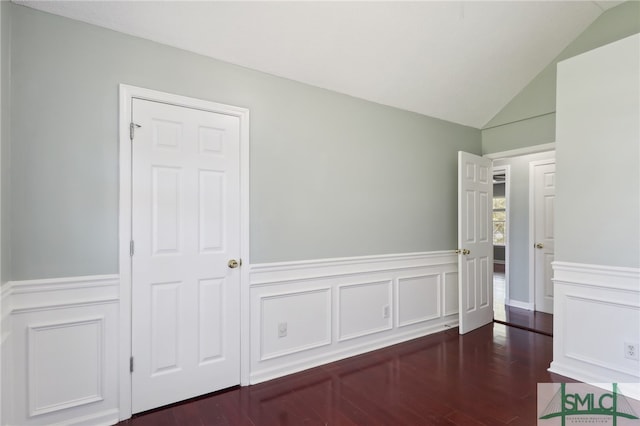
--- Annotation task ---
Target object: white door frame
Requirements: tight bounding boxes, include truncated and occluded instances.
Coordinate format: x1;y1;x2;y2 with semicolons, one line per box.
492;165;510;305
528;157;555;310
118;84;250;420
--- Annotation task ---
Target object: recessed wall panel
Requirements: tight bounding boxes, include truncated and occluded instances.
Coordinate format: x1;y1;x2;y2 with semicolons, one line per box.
565;295;640;375
398;275;440;327
261;289;331;360
152;167;181;255
199;171;225;252
339;281;392;341
151;282;182;376
199;279;224;364
28;318;103;416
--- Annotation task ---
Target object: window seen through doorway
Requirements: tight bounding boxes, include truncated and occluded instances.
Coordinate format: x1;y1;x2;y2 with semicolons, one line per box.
493;197;506;245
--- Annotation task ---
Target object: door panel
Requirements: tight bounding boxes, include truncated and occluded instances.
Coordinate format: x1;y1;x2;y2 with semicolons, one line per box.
131;99;240;413
533;162;555;314
458;152;493;334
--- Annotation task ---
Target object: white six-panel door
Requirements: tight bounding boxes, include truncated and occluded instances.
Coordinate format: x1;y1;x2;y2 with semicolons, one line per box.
131;98;241;413
458;152;493;334
532;161;555;314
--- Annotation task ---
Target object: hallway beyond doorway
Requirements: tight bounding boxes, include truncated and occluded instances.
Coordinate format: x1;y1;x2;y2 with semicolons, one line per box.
493;271;553;336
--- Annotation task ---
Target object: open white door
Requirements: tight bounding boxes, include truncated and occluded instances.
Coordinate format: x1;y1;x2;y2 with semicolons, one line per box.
458;151;493;334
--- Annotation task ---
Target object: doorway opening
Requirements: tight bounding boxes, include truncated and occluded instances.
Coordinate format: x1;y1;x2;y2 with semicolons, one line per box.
489;153;554;337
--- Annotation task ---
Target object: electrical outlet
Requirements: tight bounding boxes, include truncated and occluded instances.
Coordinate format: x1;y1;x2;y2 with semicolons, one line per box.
624;342;639;360
278;322;287;338
382;305;390;319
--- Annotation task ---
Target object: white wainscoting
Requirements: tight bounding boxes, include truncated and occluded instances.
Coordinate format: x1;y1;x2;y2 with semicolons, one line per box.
5;275;119;426
1;283;10;425
2;252;459;424
550;262;640;390
249;251;458;384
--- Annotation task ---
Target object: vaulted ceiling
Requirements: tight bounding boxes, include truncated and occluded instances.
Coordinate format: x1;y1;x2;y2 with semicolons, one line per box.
16;1;622;128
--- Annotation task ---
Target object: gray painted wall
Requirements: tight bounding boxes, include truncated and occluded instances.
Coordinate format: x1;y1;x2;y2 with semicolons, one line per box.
556;34;639;268
482;1;640;154
1;1;10;284
493;150;555;304
0;3;6;423
7;4;480;280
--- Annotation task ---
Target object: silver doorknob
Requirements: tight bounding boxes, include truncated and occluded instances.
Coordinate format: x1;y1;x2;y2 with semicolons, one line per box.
535;243;544;249
228;259;239;268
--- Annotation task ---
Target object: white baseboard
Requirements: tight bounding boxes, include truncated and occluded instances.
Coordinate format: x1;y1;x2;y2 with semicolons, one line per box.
49;408;120;426
549;362;640;401
505;299;534;310
250;321;458;384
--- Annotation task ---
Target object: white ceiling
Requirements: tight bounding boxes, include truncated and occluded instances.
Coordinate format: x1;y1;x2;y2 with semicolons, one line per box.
15;1;622;128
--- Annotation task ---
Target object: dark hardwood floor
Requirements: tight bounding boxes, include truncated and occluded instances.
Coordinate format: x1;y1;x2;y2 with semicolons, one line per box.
119;323;570;426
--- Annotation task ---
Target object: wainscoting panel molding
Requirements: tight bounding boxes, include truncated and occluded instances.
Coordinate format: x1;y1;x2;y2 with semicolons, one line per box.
28;317;105;417
397;274;441;327
550;262;640;389
259;287;332;361
249;251;458;384
338;280;393;341
5;275;119;426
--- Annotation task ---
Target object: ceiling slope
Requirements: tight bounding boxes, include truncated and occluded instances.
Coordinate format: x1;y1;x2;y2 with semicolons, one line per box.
15;1;621;128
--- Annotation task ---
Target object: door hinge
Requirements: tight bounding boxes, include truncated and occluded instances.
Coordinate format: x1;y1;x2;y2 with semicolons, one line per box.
129;122;141;140
130;240;135;257
130;356;134;373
